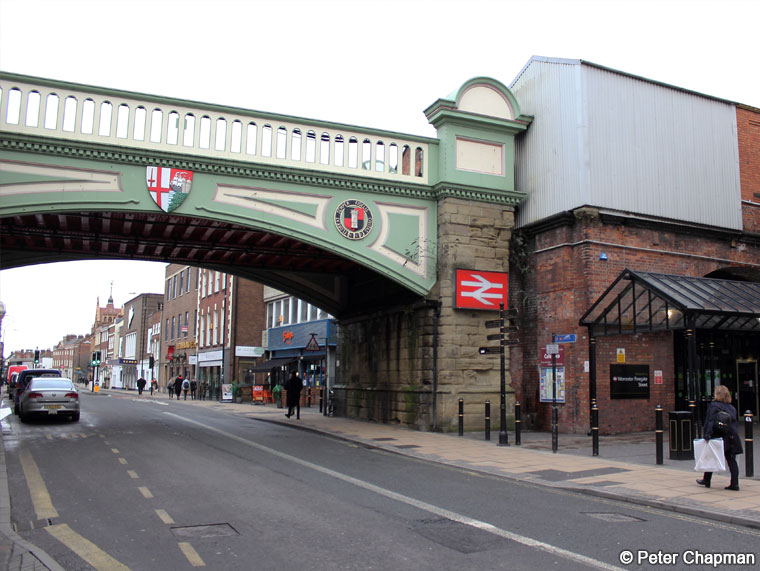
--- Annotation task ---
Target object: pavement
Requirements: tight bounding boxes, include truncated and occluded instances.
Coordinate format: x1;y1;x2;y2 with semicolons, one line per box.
1;387;759;570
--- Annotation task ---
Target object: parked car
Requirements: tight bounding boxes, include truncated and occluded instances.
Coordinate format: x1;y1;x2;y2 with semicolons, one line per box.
12;368;62;414
18;377;80;422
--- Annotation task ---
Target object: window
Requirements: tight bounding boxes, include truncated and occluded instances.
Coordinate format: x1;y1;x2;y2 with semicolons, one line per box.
184;312;189;337
214;271;220;292
165;319;169;341
171;316;176;340
178;272;184;296
193;309;197;335
213;310;219;345
199;313;205;347
186;268;191;293
300;300;308;323
282;298;290;325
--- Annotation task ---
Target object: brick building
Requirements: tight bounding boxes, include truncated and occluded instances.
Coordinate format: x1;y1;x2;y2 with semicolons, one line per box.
508;58;760;434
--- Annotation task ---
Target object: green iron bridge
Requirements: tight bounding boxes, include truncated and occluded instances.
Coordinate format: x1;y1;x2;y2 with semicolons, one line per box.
0;71;531;428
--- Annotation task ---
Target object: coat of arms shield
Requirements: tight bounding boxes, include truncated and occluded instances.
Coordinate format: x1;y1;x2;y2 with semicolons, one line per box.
146;166;193;212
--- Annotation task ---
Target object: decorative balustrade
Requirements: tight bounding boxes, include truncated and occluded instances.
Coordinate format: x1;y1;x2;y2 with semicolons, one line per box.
0;73;432;185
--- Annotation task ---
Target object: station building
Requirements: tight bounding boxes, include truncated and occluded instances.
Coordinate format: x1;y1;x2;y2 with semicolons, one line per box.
506;57;760;434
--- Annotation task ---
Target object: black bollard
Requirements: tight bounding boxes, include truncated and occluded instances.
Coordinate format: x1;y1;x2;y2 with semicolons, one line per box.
319;387;323;413
745;410;754;478
307;387;312;408
485;400;491;441
591;399;599;456
458;398;464;436
655;404;663;465
515;401;521;446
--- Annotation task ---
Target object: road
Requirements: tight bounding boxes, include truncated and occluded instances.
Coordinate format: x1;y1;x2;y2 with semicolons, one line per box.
2;391;758;570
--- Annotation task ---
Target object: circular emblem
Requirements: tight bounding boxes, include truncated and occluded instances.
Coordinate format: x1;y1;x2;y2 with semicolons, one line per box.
334;199;373;240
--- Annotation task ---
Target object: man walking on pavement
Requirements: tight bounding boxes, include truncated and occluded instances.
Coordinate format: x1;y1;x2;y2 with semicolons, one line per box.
137;377;147;396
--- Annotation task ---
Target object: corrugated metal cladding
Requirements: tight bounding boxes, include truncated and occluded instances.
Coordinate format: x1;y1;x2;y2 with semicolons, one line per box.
511;58;742;230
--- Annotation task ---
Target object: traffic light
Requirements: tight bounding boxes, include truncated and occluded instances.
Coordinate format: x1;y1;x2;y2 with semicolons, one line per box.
95;351;101;366
34;349;40;364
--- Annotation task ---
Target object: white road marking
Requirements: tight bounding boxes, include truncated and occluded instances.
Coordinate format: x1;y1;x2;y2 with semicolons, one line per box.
178;541;206;566
167;413;624;571
138;486;153;498
155;508;175;524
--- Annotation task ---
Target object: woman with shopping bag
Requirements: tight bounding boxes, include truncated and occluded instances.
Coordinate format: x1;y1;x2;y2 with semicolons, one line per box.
696;385;743;491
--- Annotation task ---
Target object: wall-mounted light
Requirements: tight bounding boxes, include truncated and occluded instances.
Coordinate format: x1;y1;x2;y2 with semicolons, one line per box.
599;252;608;261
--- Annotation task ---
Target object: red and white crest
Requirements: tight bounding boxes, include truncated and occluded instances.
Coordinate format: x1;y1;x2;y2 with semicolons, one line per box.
146;166;193;212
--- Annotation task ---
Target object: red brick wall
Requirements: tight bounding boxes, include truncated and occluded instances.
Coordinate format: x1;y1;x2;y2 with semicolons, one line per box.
511;207;760;434
737;106;760;233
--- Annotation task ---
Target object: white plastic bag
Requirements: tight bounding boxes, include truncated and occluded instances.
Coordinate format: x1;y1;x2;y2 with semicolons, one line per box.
694;438;726;472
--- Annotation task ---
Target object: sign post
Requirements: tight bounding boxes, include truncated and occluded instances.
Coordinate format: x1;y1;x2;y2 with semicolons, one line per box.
481;303;518;446
546;341;560;453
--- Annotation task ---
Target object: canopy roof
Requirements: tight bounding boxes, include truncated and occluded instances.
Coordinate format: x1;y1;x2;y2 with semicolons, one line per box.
248;357;297;372
580;269;760;337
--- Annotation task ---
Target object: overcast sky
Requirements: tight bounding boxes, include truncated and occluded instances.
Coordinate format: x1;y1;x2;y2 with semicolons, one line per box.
1;0;758;354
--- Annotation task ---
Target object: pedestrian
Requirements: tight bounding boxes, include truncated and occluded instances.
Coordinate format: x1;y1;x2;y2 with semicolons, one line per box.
200;381;207;400
167;378;174;399
175;376;183;400
284;371;303;419
182;377;190;400
151;379;157;395
697;385;743;491
190;379;197;400
137;377;147;396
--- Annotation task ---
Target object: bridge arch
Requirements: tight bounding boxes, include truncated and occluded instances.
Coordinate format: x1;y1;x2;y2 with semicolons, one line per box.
2;71;531;430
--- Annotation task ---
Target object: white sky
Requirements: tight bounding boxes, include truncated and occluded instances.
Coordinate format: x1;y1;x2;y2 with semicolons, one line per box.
1;0;758;353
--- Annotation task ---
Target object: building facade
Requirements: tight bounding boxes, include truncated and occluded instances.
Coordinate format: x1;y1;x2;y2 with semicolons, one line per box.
507;58;760;434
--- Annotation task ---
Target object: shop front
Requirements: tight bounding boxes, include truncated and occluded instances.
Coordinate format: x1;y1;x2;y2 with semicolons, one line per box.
262;319;337;397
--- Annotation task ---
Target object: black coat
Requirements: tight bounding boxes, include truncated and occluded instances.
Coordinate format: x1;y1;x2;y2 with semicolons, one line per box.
284;374;302;407
703;400;743;455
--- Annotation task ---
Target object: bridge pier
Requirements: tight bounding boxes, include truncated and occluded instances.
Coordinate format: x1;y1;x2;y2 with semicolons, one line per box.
335;197;517;432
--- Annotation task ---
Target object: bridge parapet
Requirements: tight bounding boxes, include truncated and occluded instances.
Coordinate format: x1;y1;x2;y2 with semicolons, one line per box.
0;72;434;185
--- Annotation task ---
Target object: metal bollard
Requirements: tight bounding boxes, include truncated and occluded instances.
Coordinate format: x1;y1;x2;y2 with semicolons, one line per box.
745;410;754;478
458;398;464;437
319;387;323;413
515;401;521;446
655;404;663;465
307;387;312;408
485;400;491;441
592;399;599;456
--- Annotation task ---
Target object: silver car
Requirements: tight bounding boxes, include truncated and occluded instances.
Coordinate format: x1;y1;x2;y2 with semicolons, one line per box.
19;377;80;422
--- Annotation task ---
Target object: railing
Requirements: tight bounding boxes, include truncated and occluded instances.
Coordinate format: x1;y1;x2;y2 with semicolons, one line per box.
0;73;432;185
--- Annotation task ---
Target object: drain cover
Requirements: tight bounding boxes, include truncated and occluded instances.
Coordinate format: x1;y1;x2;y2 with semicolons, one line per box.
583;512;645;523
171;523;239;539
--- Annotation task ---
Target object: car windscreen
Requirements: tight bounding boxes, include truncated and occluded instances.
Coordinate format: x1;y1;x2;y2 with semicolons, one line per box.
29;379;75;390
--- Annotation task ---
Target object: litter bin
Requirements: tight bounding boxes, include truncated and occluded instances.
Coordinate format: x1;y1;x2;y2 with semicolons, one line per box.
669;410;694;460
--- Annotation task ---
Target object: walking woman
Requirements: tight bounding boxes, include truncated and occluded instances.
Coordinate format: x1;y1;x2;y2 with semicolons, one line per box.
697;385;743;491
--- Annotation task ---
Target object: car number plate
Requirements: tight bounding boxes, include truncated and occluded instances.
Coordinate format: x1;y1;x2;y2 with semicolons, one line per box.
44;405;62;413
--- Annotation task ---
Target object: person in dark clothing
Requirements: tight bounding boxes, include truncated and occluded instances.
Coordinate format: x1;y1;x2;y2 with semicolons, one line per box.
190;379;197;400
175;376;183;400
137;377;147;396
284;371;303;419
697;385;743;491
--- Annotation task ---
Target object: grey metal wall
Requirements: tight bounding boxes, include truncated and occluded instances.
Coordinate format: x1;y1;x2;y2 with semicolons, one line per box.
511;57;742;230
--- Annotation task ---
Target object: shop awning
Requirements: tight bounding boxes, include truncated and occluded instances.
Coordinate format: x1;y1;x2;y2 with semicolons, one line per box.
580;269;760;337
248;357;297;372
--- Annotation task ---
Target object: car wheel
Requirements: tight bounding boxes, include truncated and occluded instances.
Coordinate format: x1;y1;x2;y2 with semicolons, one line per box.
19;407;28;423
72;413;80;422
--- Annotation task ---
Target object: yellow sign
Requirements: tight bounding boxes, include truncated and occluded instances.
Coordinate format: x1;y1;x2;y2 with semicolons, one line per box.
616;348;625;363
